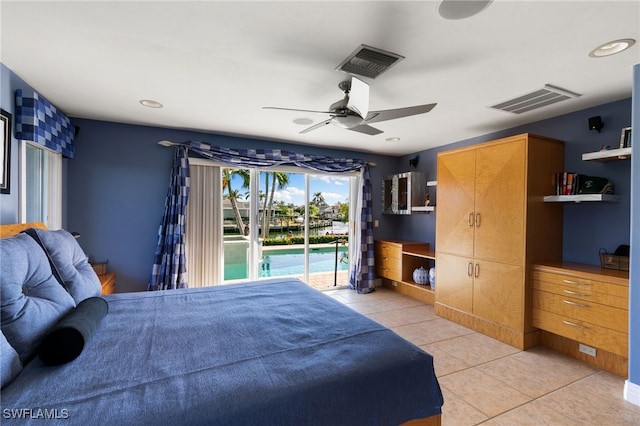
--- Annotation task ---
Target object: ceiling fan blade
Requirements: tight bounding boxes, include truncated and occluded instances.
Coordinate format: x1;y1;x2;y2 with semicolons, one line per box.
348;124;383;136
365;103;437;124
300;119;332;134
263;106;334;114
346;76;369;118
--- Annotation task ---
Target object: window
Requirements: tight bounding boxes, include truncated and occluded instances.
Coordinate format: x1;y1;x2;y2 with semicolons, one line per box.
20;141;62;228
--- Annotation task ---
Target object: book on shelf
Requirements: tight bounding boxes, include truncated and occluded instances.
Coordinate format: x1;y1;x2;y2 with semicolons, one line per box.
555;172;613;195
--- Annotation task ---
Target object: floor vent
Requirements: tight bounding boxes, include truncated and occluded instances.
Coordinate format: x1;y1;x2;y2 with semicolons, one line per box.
490;84;581;114
336;44;404;79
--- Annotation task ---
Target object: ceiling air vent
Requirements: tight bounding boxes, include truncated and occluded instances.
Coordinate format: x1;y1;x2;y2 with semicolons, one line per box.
490;84;581;114
336;44;404;79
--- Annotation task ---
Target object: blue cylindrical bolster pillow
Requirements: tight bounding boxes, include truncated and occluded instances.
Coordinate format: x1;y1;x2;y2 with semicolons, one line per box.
38;297;108;366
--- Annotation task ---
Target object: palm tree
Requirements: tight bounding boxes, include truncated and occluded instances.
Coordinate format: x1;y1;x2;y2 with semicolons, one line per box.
222;168;250;236
262;171;289;239
312;192;326;208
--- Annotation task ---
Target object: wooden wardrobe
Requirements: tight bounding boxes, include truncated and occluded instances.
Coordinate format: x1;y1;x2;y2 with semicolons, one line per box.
435;133;564;349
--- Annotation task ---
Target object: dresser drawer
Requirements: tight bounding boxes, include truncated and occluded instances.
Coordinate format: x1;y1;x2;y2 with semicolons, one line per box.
375;241;402;281
532;309;627;357
533;290;627;333
375;241;402;260
532;271;628;310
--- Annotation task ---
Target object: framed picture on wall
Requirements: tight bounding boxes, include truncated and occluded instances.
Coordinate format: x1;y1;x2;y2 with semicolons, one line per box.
0;108;11;194
619;127;632;148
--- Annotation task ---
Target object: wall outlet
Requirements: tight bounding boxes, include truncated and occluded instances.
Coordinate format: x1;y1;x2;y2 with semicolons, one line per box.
579;343;597;357
391;281;397;287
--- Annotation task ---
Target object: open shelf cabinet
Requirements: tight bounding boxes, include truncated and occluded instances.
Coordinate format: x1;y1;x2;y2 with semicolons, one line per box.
375;240;435;304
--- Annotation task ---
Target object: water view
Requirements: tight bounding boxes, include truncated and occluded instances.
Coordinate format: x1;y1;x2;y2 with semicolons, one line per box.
224;222;349;281
222;168;352;284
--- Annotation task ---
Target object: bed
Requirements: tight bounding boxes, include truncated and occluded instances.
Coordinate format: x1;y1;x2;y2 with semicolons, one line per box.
1;223;443;425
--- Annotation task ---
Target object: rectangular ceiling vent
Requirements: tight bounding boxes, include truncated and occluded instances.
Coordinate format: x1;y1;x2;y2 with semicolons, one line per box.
336;44;405;79
490;84;582;114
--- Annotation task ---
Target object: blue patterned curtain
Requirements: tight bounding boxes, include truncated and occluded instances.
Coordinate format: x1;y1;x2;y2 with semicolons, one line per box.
182;141;365;173
349;165;376;294
175;140;375;292
14;89;75;158
148;146;190;290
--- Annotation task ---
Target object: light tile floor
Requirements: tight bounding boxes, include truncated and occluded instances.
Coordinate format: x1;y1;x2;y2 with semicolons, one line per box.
324;286;640;426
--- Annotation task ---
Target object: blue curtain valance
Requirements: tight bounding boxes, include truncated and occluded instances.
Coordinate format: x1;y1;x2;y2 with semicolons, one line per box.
183;140;366;173
14;89;75;158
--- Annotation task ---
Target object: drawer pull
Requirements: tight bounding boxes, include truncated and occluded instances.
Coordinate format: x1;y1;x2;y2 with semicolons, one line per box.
563;300;587;308
563;279;589;286
563;289;588;297
467;262;473;277
475;213;481;227
562;320;588;330
474;263;480;278
468;213;474;227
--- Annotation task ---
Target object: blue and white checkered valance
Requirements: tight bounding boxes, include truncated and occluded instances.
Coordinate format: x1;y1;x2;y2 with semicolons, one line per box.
15;89;75;158
182;140;366;173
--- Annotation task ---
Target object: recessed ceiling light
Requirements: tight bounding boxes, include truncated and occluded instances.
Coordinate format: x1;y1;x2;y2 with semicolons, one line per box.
589;39;636;57
438;0;493;20
385;137;401;142
293;117;314;125
140;99;163;108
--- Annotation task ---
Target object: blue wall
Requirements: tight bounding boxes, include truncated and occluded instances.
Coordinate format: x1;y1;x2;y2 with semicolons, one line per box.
389;98;632;266
66;118;394;293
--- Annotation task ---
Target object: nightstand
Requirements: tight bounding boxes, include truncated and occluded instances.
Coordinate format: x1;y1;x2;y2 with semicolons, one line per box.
98;272;116;295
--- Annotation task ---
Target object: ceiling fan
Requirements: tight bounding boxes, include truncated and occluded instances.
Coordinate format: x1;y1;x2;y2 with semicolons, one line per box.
263;76;437;135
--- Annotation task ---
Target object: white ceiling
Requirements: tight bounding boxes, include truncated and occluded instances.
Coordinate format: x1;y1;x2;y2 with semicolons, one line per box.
1;1;639;156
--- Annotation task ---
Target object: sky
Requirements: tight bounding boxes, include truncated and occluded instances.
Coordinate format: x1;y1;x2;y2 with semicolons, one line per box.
229;171;351;207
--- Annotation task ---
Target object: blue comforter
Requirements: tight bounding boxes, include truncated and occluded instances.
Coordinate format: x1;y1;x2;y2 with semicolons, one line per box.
1;278;443;425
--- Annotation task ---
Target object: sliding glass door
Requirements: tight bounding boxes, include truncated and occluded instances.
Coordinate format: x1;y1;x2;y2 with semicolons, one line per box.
188;159;354;288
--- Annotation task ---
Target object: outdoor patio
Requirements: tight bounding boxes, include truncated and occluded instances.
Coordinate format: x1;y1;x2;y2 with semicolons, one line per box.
296;270;350;291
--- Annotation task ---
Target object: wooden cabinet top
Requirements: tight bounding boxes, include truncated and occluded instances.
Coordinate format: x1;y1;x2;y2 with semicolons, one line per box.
375;240;434;259
533;262;629;286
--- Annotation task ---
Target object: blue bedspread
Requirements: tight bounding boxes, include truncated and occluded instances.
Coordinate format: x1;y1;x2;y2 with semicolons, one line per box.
1;278;443;425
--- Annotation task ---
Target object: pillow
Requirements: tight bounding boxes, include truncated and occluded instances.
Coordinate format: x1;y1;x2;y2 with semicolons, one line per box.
0;233;76;363
38;297;108;366
1;331;22;388
24;228;102;304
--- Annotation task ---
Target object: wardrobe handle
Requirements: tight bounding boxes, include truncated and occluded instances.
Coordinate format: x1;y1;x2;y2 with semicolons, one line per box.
563;279;589;286
467;262;473;277
563;320;588;330
474;263;480;278
468;213;474;226
475;213;481;227
563;289;588;297
563;300;587;308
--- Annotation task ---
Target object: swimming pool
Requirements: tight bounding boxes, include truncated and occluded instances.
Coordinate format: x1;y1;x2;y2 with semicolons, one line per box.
224;245;348;281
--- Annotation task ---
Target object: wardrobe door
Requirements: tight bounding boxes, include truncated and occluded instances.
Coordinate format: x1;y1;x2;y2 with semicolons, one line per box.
436;149;476;258
435;253;473;312
473;139;526;265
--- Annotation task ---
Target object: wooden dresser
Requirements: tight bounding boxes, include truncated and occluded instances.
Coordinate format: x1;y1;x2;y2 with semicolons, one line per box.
532;262;629;376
